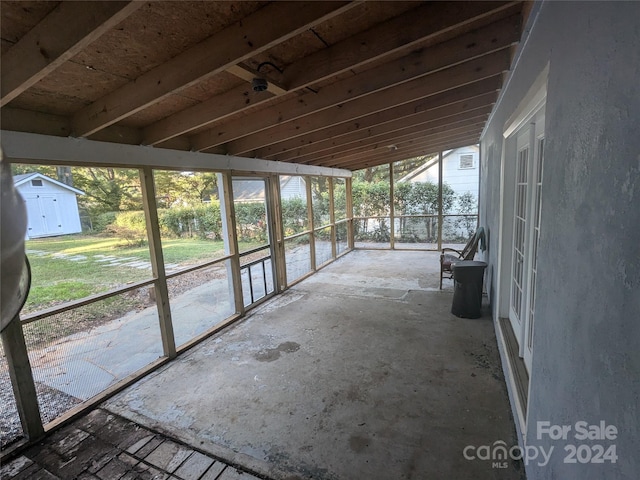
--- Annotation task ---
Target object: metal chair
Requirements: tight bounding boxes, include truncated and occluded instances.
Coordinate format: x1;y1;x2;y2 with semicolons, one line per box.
439;227;485;289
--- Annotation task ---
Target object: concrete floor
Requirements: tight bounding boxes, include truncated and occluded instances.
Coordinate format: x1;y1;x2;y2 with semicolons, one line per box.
102;250;523;480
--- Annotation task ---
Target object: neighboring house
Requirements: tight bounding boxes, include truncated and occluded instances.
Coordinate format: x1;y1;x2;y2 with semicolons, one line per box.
14;173;84;239
279;176;307;202
232;176;306;203
399;145;479;213
396;145;479;241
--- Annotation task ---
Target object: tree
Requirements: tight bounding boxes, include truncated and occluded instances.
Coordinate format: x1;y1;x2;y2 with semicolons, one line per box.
72;167;142;215
454;191;478;239
10;163;56;178
153;171;218;208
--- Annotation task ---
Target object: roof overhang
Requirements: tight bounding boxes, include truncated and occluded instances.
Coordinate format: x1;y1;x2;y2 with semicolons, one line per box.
1;1;529;172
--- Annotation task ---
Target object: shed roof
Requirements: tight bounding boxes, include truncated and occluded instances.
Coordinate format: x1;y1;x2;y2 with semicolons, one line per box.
14;172;85;195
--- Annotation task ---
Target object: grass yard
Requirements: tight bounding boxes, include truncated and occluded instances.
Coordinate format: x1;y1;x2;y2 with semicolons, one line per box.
24;234;260;314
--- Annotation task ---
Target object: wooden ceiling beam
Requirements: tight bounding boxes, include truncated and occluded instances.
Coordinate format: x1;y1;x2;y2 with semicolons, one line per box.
333;134;482;171
190;14;520;151
325;128;483;166
150;12;519;147
226;50;510;155
258;80;500;159
267;91;497;161
226;64;288;96
285;1;520;90
145;83;275;146
307;122;486;167
0;1;142;107
71;1;353;137
0;107;145;145
295;111;491;165
1;130;352;177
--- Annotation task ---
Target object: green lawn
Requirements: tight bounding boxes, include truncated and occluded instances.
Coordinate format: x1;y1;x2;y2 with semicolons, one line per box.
23;234;260;314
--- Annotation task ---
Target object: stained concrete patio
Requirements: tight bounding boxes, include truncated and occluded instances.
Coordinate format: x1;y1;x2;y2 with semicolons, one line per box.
98;249;523;480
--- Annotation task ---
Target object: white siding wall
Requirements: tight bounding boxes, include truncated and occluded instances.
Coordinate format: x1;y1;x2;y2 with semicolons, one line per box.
280;176;307;201
408;147;479;213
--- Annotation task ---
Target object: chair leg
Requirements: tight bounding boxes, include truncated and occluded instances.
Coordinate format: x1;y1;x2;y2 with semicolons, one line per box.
439;264;443;289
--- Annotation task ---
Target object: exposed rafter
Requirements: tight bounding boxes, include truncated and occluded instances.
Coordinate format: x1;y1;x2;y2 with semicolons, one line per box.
264;90;498;162
1;1;528;171
71;1;354;137
224;50;510;155
1;1;142;107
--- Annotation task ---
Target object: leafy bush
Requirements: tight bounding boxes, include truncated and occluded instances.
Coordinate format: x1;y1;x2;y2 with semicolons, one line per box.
234;202;267;242
159;203;222;239
93;212;118;232
282;198;308;236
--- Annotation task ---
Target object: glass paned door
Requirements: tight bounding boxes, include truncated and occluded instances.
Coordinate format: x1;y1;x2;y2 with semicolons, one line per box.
508;108;545;373
509;128;530;337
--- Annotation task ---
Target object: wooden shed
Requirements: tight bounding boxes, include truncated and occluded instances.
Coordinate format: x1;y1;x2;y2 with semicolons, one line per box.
14;173;84;239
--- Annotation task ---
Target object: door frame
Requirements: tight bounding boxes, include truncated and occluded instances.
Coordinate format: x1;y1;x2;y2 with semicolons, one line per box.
494;65;548;433
231;175;279;309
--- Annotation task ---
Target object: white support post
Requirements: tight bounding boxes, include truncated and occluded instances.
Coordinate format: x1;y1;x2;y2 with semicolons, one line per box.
1;315;44;441
139;167;176;359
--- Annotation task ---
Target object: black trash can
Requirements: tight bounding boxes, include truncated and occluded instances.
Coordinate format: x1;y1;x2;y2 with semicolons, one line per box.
451;260;487;318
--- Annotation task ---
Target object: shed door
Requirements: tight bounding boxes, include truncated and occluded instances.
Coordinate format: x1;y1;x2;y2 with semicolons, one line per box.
25;194;64;237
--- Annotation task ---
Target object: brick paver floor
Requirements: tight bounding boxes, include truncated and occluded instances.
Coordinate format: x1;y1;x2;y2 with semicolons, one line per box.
0;409;265;480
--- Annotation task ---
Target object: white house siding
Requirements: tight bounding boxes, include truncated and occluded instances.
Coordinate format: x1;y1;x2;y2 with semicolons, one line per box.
16;176;83;239
441;147;479;212
407;146;479;214
280;176;307;202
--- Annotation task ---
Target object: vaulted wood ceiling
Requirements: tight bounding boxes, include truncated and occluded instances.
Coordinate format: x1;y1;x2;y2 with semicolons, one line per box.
1;1;528;171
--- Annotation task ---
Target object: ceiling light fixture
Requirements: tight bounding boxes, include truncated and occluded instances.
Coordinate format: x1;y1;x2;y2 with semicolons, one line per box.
252;61;284;93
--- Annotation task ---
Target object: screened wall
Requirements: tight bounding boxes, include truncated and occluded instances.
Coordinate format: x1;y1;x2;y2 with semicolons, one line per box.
353;145;479;251
2;164;351;449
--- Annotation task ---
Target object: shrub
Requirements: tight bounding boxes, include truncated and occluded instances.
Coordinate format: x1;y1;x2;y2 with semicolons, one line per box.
93;211;118;232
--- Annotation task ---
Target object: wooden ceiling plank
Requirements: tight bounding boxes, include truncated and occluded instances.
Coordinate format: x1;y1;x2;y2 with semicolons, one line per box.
266;90;498;161
1;1;142;107
326;128;484;165
0;106;144;145
71;1;353;137
1;106;71;137
190;14;520;151
144;84;274;146
226;50;510;155
306;122;487;166
329;133;482;170
341;138;478;170
285;1;520;90
292;110;492;164
259;80;500;159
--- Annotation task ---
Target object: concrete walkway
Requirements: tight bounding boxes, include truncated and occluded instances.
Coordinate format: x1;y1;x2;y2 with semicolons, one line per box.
101;250;522;480
23;241;335;402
